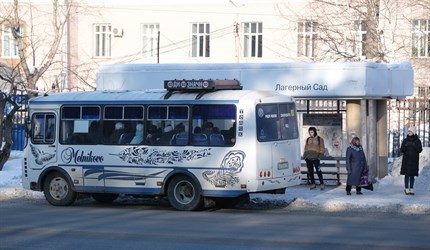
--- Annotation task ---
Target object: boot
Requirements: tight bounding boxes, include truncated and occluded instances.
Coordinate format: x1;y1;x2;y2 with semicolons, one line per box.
409;188;415;195
320;184;325;190
356;191;363;195
346;191;351;195
310;184;316;190
404;189;410;195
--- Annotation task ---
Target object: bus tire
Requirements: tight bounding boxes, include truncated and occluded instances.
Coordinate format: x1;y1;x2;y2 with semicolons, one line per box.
168;175;203;211
92;193;119;203
43;172;76;206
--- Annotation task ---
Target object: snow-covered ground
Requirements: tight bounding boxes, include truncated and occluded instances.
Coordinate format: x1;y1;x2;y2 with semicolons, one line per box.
1;149;429;214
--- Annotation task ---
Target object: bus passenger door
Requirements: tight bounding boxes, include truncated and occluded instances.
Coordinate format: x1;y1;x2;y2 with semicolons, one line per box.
28;113;58;169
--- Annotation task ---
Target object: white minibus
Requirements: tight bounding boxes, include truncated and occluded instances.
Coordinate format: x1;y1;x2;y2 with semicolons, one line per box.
22;79;301;210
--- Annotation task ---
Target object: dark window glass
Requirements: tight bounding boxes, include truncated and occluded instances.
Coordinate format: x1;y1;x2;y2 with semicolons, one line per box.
279;103;299;140
124;106;143;119
169;106;188;119
192;105;236;146
148;106;167;119
82;106;100;119
256;103;298;142
105;106;123;119
62;107;80;119
192;105;235;119
256;104;279;141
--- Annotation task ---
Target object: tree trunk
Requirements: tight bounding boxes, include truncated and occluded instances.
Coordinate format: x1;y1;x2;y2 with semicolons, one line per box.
0;115;14;171
0;94;20;171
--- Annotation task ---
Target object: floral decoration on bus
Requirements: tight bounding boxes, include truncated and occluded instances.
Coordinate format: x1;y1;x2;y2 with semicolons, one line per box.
112;146;211;165
203;150;246;187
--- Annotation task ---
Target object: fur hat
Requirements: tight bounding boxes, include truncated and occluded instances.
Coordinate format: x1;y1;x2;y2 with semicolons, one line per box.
408;126;416;135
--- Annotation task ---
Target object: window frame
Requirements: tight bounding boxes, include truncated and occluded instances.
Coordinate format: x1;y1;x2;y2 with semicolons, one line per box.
141;23;160;58
32;113;56;144
191;23;210;58
93;24;112;58
353;20;367;58
297;21;318;58
1;23;23;58
411;19;430;58
243;22;263;58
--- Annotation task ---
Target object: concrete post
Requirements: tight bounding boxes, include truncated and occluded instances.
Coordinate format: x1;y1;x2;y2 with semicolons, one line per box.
346;100;361;142
377;100;388;178
360;99;367;153
368;100;377;180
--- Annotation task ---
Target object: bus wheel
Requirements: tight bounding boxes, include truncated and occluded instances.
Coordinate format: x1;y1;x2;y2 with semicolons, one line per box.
92;193;119;203
43;172;76;206
168;175;203;211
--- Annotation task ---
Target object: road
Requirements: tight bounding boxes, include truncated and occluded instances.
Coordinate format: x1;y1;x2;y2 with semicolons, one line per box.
0;197;429;250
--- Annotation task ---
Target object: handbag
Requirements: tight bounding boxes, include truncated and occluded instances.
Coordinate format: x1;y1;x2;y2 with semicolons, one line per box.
359;169;374;191
359;169;369;186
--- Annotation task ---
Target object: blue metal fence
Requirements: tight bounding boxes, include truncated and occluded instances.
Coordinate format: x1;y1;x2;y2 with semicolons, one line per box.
13;124;26;151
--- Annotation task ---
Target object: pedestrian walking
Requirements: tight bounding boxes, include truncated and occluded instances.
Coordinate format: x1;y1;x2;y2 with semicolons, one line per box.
400;126;423;195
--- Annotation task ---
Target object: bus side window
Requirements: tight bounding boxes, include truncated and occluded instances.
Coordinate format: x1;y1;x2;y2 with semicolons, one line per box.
192;105;236;146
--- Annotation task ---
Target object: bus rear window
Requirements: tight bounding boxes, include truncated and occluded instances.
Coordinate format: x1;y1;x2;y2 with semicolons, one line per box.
256;103;298;142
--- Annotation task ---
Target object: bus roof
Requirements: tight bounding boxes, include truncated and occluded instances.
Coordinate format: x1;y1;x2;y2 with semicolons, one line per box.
29;89;294;105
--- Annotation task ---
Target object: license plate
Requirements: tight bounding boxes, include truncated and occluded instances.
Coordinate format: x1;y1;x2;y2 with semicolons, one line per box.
278;161;289;170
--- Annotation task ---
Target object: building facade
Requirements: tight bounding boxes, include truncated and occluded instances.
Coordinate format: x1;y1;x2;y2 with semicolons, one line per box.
0;0;429;90
1;0;429;152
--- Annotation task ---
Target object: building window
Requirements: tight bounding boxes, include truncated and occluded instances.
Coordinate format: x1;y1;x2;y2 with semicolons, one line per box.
411;19;430;58
354;21;367;57
243;22;262;58
297;21;318;58
94;24;111;58
1;23;23;58
191;23;210;58
141;23;160;58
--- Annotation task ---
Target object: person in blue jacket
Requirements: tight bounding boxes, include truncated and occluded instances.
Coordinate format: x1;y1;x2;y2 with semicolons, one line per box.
400;126;423;195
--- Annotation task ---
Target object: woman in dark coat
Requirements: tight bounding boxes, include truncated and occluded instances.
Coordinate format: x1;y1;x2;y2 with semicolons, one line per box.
345;137;368;195
400;127;423;195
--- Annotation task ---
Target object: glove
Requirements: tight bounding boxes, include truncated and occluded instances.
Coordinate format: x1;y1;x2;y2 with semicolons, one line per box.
347;170;351;174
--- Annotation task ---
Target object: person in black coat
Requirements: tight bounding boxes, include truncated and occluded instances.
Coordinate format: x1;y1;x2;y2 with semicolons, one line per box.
400;126;423;195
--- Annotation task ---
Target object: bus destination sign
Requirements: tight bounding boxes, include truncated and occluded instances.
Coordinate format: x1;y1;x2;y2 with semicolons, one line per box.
164;79;242;91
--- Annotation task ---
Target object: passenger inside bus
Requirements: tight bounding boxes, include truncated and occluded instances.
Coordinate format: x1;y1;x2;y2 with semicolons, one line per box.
87;121;100;144
146;124;161;145
203;122;214;138
158;125;174;144
192;126;208;145
209;127;225;145
129;123;144;144
225;122;236;145
171;123;188;145
108;122;125;144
